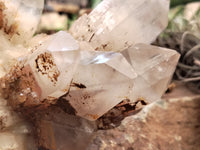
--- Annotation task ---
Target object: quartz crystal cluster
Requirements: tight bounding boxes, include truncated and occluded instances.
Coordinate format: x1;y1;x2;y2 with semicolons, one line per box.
0;0;179;124
66;44;179;120
0;0;180;149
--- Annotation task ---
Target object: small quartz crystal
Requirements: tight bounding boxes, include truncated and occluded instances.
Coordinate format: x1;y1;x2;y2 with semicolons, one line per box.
26;31;80;100
122;44;180;102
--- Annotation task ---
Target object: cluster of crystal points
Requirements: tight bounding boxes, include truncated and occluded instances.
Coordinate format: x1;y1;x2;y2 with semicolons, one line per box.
0;0;179;123
66;44;179;119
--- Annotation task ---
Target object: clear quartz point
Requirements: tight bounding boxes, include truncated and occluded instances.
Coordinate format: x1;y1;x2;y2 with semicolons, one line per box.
123;44;180;103
25;31;80;101
70;0;170;52
65;44;180;120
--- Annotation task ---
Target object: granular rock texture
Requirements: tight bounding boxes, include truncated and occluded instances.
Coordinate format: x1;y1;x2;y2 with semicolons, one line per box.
87;95;200;150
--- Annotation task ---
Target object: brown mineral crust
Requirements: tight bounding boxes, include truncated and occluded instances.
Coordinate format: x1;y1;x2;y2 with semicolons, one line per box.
35;52;60;85
4;22;18;37
0;1;19;38
96;99;147;129
0;1;5;29
0;116;6;130
0;62;42;109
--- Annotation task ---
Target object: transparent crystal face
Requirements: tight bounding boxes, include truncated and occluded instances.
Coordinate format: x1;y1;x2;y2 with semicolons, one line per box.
26;31;80;100
123;44;180;103
65;50;136;120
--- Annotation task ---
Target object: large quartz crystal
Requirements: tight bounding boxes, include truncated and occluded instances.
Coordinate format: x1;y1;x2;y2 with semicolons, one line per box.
65;44;179;120
70;0;170;51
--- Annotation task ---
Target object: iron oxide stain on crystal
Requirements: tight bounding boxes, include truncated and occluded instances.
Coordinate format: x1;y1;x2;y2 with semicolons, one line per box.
35;52;60;85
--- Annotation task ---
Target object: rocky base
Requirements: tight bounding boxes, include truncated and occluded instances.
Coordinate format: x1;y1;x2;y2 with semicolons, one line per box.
87;84;200;150
1;80;200;150
27;83;200;150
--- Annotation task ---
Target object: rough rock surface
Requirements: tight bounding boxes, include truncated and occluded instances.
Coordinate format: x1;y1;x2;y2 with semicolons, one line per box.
87;85;200;150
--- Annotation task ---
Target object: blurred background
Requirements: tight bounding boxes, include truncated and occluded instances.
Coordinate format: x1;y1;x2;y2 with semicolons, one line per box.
39;0;200;32
39;0;200;93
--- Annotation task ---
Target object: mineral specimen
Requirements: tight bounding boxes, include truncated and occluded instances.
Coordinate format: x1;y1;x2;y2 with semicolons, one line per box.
0;0;179;121
26;31;80;100
0;0;181;149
